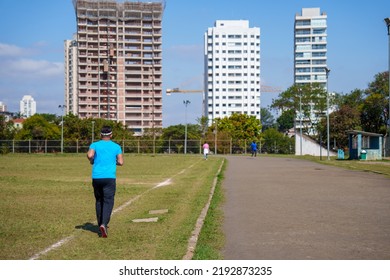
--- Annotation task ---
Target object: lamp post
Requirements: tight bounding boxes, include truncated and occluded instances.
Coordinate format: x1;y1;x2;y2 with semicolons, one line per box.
325;67;331;160
183;100;190;154
91;120;95;143
58;105;65;153
298;88;303;156
385;18;390;157
214;119;218;155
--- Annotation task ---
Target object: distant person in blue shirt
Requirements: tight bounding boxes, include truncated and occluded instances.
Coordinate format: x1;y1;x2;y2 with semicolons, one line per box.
87;126;123;238
250;140;258;157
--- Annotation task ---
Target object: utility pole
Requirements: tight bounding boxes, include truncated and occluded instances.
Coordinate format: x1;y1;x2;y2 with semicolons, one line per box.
183;100;190;154
58;105;65;153
385;18;390;157
325;67;331;160
299;88;303;156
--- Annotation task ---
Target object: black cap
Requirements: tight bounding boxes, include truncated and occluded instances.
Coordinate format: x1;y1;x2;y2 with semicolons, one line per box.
100;126;112;136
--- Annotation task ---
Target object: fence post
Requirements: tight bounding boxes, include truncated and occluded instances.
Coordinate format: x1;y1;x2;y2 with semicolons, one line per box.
13;139;15;153
259;140;262;155
77;139;79;154
230;138;232;155
138;139;140;154
45;139;47;153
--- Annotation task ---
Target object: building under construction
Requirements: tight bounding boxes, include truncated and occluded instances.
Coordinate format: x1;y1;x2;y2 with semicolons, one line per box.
67;0;165;135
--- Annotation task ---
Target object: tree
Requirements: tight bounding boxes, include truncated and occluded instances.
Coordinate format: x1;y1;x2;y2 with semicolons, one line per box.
315;72;388;149
366;71;389;98
203;113;261;154
271;83;327;134
39;113;58;124
360;93;387;134
276;109;295;132
61;113;86;141
214;113;261;140
360;71;389;135
161;124;202;153
60;114;133;143
0;115;16;140
197;116;209;137
15;115;60;140
260;108;276;131
261;128;294;154
162;124;201;140
319;105;361;149
334;89;364;110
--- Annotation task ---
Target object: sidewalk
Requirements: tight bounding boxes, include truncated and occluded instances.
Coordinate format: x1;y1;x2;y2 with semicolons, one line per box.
221;156;390;260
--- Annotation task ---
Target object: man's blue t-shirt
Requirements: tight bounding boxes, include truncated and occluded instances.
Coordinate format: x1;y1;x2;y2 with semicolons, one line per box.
89;140;122;179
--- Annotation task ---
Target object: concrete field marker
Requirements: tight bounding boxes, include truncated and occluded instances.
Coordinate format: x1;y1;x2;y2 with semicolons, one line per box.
132;217;159;223
149;209;169;215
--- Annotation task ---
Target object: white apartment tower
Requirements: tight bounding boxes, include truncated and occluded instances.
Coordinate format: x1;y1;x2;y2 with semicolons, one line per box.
204;20;261;125
0;101;7;112
20;95;36;118
69;0;164;135
294;8;328;88
64;35;78;115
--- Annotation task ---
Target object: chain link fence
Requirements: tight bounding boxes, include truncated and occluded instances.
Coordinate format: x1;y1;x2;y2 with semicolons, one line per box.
0;139;279;155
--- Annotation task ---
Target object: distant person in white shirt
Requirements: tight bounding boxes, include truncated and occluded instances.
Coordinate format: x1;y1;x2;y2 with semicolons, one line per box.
203;142;210;160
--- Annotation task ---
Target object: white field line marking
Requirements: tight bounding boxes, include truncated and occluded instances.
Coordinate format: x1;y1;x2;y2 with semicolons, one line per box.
153;178;172;189
28;161;201;260
29;236;75;260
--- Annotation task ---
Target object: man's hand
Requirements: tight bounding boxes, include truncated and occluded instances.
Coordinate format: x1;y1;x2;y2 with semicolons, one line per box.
116;154;124;166
87;149;95;165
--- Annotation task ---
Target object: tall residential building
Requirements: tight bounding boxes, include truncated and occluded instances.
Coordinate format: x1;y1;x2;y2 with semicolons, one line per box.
64;35;78;116
294;8;328;88
204;20;261;125
20;95;36;118
69;0;164;135
0;101;7;112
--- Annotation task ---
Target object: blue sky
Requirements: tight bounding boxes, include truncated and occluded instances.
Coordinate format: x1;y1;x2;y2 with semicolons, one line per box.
0;0;389;127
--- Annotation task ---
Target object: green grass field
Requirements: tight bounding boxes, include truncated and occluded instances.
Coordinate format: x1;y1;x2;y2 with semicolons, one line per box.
0;154;225;260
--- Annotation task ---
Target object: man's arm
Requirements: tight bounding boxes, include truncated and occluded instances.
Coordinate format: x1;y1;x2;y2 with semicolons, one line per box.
116;153;124;166
87;149;95;165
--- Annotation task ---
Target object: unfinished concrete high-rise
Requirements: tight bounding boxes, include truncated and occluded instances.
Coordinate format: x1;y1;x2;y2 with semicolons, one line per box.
68;0;164;135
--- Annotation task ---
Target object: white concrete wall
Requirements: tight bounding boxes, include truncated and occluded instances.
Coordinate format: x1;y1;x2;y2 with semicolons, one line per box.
295;133;336;156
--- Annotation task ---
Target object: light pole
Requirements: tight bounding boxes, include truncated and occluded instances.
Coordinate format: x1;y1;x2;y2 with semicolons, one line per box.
385;18;390;157
58;105;65;153
298;88;303;156
214;119;218;155
325;67;331;160
183;100;190;154
91;121;95;143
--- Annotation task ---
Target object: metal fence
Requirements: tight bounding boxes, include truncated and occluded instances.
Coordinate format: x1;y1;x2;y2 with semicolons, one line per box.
0;139;258;155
